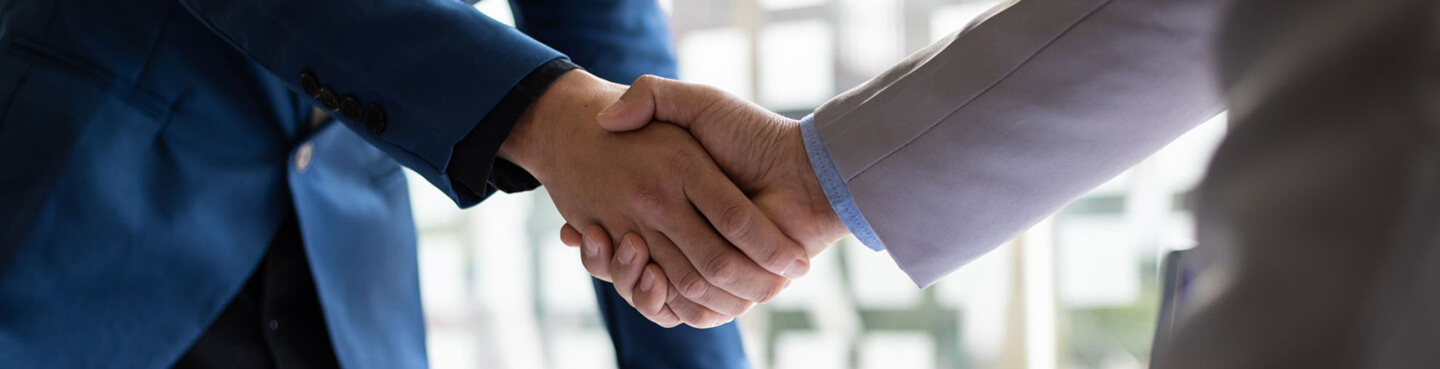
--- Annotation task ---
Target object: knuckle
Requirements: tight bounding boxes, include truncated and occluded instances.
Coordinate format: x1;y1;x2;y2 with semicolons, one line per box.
634;74;661;87
628;183;667;213
700;252;740;286
757;279;785;303
716;201;756;242
667;148;707;177
678;271;708;300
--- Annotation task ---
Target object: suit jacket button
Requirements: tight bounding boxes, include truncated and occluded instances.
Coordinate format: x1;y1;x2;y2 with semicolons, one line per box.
316;86;339;111
300;71;321;98
340;95;363;121
364;103;387;134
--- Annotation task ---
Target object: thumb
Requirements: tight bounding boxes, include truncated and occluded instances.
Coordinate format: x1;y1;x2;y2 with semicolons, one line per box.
595;78;657;132
596;75;723;132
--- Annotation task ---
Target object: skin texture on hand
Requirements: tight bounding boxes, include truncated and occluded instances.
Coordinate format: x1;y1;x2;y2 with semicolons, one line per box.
561;75;852;326
498;70;810;328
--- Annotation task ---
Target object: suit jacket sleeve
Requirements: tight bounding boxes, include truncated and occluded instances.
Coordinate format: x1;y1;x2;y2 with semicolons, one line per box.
811;0;1226;286
478;0;681;193
509;0;677;82
177;0;564;207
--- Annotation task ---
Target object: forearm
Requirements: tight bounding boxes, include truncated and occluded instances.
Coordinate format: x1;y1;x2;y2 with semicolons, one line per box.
812;0;1226;286
449;59;579;200
178;0;562;206
509;0;677;82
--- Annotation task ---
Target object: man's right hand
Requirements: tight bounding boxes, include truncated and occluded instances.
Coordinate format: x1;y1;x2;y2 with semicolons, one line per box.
559;75;856;323
499;70;811;328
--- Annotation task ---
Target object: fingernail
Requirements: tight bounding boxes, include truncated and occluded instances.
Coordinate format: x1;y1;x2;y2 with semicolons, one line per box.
640;269;656;292
584;238;599;257
597;103;621;121
618;237;637;265
781;261;806;278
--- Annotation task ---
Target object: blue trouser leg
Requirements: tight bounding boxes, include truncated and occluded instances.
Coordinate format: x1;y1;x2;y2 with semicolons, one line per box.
591;279;749;369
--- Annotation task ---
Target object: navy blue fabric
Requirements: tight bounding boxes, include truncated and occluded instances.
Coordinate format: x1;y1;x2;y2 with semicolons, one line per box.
0;0;743;368
594;279;750;369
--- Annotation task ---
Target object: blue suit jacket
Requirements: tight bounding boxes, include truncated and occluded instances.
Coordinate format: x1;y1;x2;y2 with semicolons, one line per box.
0;0;746;368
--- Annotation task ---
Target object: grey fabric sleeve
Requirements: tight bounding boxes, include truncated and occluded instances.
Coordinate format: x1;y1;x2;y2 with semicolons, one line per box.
812;0;1226;286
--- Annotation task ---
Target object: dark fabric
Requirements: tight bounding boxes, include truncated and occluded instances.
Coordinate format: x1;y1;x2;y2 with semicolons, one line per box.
450;58;579;199
177;0;567;211
1154;0;1440;368
487;158;543;194
170;58;577;369
0;0;747;366
173;213;339;369
590;279;749;369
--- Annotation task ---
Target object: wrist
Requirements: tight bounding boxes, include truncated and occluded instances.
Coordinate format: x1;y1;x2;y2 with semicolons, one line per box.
786;123;849;246
752;118;850;256
498;69;620;175
788;116;860;251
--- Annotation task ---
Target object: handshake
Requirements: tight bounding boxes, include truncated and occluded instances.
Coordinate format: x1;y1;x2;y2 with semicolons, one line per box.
497;69;852;328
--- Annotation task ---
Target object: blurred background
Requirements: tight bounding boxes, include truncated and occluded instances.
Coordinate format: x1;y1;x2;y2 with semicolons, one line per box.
413;1;1228;368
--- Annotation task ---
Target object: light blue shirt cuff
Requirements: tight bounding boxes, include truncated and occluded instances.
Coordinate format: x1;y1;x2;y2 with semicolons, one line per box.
800;114;886;251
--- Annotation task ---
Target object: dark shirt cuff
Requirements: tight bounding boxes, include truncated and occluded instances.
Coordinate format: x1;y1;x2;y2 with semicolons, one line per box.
449;58;579;203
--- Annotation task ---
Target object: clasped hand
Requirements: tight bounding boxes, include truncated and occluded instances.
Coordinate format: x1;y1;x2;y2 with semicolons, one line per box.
502;71;849;328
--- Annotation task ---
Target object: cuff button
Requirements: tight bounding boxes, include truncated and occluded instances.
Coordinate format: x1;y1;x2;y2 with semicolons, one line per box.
340;95;363;121
299;71;321;98
316;86;339;111
364;103;387;134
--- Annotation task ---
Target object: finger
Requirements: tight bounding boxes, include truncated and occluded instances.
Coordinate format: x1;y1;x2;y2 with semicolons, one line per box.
643;230;753;317
664;281;732;329
609;233;651;309
654;202;789;304
596;75;728;132
635;263;679;326
683;157;810;282
580;225;615;282
637;262;713;329
650;306;683;328
657;156;797;302
632;263;666;315
560;224;583;247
